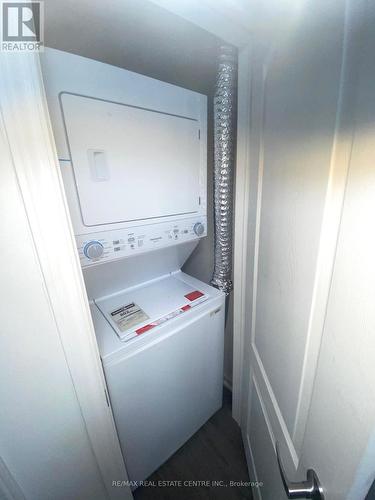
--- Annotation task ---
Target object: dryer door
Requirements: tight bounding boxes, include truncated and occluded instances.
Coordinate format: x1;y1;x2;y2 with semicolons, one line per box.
61;93;201;227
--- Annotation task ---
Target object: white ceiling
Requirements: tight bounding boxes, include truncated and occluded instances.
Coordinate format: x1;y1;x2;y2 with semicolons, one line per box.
44;0;225;95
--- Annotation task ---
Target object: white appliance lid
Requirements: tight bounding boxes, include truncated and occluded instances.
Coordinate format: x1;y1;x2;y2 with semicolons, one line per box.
95;274;208;341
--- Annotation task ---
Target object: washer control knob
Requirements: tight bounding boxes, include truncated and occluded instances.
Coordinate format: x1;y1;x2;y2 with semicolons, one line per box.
83;241;104;260
193;222;205;237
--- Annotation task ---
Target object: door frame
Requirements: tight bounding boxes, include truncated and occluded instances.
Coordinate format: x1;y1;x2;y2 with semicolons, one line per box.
231;44;252;424
0;51;131;500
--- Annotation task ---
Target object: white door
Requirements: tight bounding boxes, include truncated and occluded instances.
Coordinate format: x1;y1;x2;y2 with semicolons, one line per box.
240;0;375;498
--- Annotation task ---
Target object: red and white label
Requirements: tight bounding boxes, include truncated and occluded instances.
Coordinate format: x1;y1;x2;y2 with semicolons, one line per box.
134;291;207;337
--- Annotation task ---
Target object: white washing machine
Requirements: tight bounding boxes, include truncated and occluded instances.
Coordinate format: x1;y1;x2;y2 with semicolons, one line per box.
92;272;224;482
41;48;225;484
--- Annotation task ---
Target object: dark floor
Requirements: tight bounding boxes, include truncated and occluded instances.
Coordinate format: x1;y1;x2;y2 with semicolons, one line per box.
134;389;253;500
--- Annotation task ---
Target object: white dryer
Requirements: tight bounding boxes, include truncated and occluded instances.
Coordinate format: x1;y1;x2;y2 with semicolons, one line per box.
41;48;225;485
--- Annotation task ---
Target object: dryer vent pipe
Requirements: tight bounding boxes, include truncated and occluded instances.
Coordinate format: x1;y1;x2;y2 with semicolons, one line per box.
211;45;236;296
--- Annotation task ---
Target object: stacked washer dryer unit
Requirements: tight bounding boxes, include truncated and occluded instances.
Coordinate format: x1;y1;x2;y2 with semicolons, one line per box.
41;49;225;484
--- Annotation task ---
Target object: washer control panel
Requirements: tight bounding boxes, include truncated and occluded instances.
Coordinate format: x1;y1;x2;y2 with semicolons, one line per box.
76;216;207;267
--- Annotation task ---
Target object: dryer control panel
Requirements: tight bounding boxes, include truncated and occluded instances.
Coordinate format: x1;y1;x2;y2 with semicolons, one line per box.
76;216;206;267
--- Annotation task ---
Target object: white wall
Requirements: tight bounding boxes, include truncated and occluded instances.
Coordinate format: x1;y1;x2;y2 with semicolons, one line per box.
0;114;108;500
44;0;220;96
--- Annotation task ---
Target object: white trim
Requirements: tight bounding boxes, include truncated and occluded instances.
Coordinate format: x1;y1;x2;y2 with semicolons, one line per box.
0;52;131;500
232;45;252;424
242;370;262;500
241;57;270;434
252;346;299;468
244;433;262;500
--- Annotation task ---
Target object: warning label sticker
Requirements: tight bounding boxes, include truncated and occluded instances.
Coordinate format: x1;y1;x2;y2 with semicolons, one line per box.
110;302;149;332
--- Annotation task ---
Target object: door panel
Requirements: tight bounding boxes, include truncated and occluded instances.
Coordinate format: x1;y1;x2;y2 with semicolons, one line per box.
299;2;375;497
243;0;354;496
255;28;343;431
247;380;284;500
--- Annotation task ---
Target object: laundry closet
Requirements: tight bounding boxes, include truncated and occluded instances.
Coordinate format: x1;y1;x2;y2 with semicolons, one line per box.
39;3;234;486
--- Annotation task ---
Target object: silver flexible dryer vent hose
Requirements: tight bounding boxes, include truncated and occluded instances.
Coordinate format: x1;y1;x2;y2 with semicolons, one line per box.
211;45;236;296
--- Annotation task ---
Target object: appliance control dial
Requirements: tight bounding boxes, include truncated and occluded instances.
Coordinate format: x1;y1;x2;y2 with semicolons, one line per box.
83;240;104;260
193;222;205;237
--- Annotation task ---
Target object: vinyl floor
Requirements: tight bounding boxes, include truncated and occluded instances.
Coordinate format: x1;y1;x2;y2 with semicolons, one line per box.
134;388;253;500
